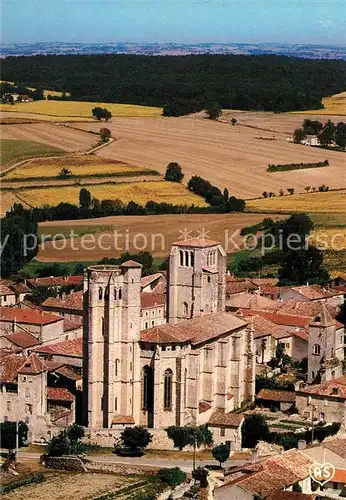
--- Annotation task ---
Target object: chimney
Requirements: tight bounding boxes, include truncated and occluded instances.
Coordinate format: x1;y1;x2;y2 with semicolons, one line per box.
298;440;306;450
251;449;259;462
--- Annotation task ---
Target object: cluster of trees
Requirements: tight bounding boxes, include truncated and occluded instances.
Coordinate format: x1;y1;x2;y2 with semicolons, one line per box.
92;107;112;121
1;203;39;278
97;251;158;277
267;160;329;172
46;423;85;457
294;119;346;148
188;176;245;211
0;81;44;103
234;213;329;285
3;54;345;115
0;421;28;457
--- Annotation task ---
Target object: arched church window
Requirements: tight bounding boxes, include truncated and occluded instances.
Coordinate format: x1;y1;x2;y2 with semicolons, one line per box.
114;289;117;300
184;251;189;267
115;359;120;376
183;302;188;317
180;250;184;266
99;287;103;300
104;287;109;300
313;344;321;355
118;288;122;299
164;369;173;410
142;366;150;409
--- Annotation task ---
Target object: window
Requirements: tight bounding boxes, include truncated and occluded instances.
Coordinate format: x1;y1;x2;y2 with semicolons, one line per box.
164;369;173;410
207;276;211;283
99;287;103;300
180;250;184;266
25;388;30;398
190;252;194;267
104;287;109;300
25;403;32;414
331;348;334;357
313;344;321;355
320;412;325;423
172;345;176;351
142;366;150;409
162;346;166;351
101;397;104;411
114;289;117;300
220;428;226;437
331;370;335;379
6;401;11;411
4;296;7;303
145;321;149;329
119;288;122;300
115;359;120;377
183;302;188;317
114;397;118;411
151;320;155;327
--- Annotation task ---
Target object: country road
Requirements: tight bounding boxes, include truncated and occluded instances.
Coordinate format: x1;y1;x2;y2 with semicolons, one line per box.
17;450;247;472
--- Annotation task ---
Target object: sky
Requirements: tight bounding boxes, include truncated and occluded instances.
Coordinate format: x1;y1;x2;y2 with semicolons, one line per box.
2;0;345;46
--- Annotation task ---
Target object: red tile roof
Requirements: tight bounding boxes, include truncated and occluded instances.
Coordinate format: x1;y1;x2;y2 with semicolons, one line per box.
9;282;31;295
173;238;220;248
257;389;296;403
298;375;346;399
290;285;339;300
63;318;82;332
47;387;74;402
55;366;81;381
0;285;15;296
247;314;292;340
35;337;83;357
224;450;315;498
0;353;25;382
333;468;346;485
3;330;41;349
208;411;244;427
227;294;277;310
267;493;316;500
226;280;258;296
140;312;247;345
121;260;142;268
28;275;83;288
240;309;313;328
280;300;338;318
141;273;165;290
322;438;346;459
0;307;63;326
18;352;46;375
140;292;166;309
42;290;83;312
251;278;279;286
199;401;212;413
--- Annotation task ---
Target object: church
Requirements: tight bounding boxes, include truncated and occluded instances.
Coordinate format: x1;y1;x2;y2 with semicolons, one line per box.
82;238;255;437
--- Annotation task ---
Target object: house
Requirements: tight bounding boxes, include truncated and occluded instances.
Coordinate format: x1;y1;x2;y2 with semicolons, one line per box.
27;275;83;292
225;276;259;298
0;351;79;440
0;280;32;306
257;389;296;411
207;411;244;449
226;293;277;312
301;135;320;147
0;284;16;306
214;449;316;499
0;328;41;354
34;337;83;368
141;272;167;293
279;299;339;319
140;292;166;330
42;290;83;322
279;285;344;308
295;375;346;425
0;307;65;344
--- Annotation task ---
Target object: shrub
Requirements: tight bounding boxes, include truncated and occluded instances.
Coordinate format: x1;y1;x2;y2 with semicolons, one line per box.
100;127;111;142
0;473;45;494
157;467;187;487
164;162;184;183
120;426;152;451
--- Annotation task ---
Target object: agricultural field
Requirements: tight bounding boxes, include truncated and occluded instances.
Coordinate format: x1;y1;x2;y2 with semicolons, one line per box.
37;212;285;261
15;180;207;209
0;139;64;167
293;91;346;116
246;190;346;214
2;471;149;500
3;155;157;181
0;100;162;119
1;123;96;154
0;80;71;98
71;114;346;198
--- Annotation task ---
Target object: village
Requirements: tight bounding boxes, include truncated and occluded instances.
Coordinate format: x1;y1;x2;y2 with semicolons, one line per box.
0;236;345;499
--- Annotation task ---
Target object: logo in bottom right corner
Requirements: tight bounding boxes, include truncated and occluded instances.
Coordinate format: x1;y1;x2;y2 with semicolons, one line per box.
309;462;335;486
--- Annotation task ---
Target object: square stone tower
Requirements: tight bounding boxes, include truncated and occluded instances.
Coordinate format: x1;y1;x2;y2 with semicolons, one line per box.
83;261;142;428
308;305;344;384
168;238;227;324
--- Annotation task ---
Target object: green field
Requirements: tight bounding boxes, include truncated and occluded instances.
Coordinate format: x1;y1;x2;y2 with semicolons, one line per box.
0;139;65;166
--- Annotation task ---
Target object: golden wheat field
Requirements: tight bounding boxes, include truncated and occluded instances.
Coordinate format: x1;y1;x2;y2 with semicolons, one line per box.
246;190;346;213
4;155;151;180
0;100;162;119
308;228;346;251
16;180;207;208
292;91;346;116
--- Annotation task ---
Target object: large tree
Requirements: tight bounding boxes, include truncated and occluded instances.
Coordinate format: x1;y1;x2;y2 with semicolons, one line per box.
79;188;92;209
1;203;39;278
242;414;269;449
212;443;230;467
164;162;184;183
278;246;330;286
205;102;222;120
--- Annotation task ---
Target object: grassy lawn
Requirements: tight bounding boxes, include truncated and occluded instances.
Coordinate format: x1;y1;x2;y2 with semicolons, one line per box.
0;139;65;166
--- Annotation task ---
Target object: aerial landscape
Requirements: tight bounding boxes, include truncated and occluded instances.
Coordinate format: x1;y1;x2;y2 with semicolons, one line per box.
0;0;346;498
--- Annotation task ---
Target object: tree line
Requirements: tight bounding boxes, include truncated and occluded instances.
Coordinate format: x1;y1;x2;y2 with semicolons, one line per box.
2;54;346;115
